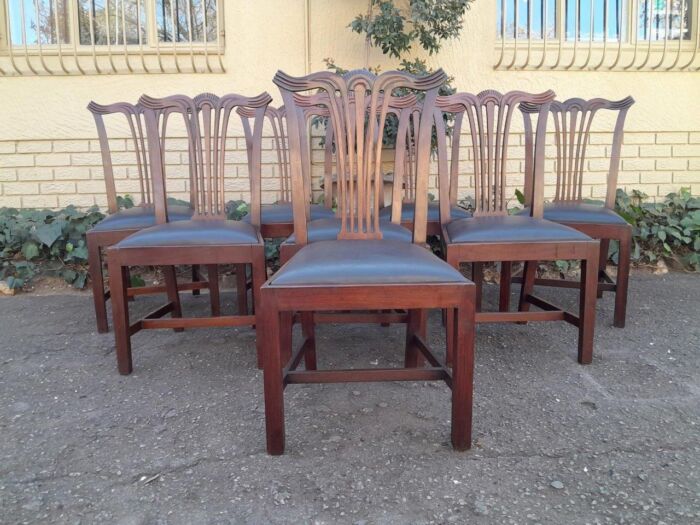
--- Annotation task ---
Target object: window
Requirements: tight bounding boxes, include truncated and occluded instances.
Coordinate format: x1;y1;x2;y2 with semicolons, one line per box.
1;0;224;75
496;0;699;70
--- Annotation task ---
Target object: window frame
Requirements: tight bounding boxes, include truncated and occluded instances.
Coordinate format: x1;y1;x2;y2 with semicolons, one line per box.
0;0;225;54
495;0;700;70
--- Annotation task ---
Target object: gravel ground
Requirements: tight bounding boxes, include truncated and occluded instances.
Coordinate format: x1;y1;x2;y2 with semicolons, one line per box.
0;273;699;524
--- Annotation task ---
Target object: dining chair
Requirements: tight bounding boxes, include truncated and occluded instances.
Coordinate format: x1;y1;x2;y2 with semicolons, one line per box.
510;96;635;327
436;90;601;365
238;104;335;239
87;100;216;333
378;99;471;235
261;69;476;455
106;91;272;374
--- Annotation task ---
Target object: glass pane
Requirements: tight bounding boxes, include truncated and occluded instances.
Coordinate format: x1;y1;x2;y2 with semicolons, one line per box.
8;0;70;45
156;0;218;43
638;0;692;40
77;1;147;45
566;0;628;41
497;0;557;39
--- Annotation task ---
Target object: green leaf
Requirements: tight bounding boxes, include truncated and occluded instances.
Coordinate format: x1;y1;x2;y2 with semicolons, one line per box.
514;189;526;205
130;274;146;287
21;241;40;260
35;221;64;248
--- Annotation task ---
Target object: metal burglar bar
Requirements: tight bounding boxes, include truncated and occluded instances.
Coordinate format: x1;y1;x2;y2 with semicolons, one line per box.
495;0;699;70
0;0;225;75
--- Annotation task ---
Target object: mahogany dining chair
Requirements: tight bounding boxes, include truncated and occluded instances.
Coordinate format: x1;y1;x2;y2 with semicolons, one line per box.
436;90;601;365
87;101;218;333
511;97;635;327
106;92;272;374
261;69;476;455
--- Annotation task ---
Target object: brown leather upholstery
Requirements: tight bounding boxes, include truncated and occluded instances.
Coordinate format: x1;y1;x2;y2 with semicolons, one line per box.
116;220;260;248
517;203;628;225
446;216;591;244
284;217;412;244
91;205;193;232
243;203;335;225
378;202;471;223
270;240;468;285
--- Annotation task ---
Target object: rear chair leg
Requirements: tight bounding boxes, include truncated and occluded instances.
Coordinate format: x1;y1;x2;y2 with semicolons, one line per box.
578;247;600;364
207;264;220;316
163;266;183;332
451;293;474;451
236;264;249;316
499;261;512;312
87;236;109;333
301;311;317;370
614;231;631;329
404;309;427;368
517;261;537;323
107;256;132;375
192;265;201;296
251;252;267;368
472;262;483;312
597;239;610;298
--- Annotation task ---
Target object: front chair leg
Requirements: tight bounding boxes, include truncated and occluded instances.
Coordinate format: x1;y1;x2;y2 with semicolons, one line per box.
107;256;132;375
87;236;108;333
207;264;220;316
262;294;285;455
451;293;474;451
578;246;600;364
162;266;183;332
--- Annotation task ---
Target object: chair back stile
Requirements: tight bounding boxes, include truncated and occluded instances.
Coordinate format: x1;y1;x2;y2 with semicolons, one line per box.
274;69;446;246
434;90;555;223
88;101;184;215
138;92;272;227
520;96;635;210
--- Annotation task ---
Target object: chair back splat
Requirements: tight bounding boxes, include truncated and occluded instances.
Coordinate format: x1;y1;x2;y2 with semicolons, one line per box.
520;96;635;210
273;69;447;245
88;100;183;214
138;92;272;226
239;105;293;204
434;90;555;222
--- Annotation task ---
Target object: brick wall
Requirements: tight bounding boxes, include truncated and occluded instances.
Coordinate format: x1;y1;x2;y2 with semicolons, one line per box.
1;131;699;210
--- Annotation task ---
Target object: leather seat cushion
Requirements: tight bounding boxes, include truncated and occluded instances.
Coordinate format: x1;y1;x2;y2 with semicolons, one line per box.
270;240;468;286
242;203;335;225
284;217;412;244
446;215;591;243
378;202;471;222
116;220;260;248
517;203;628;225
91;205;193;232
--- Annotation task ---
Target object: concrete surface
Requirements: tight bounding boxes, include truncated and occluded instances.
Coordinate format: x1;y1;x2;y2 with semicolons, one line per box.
1;273;699;524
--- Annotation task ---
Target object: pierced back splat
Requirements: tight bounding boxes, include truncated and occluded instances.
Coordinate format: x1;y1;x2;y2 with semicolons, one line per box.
138;92;272;226
520;96;634;210
434;90;555;222
274;68;446;245
88;100;179;214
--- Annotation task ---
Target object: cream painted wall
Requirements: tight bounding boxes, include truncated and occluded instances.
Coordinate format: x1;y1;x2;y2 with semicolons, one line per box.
0;0;699;208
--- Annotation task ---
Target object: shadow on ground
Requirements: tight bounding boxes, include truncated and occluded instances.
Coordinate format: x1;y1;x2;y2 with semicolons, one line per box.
1;273;699;524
